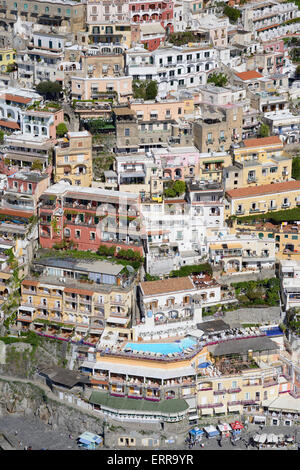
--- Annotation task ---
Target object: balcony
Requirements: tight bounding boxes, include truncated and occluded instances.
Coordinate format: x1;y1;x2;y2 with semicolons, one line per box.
249;207;264;213
263;379;278;388
247;177;257;183
281;202;291;208
227;387;241;394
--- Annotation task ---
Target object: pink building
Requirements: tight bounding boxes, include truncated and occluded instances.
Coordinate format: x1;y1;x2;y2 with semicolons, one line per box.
129;0;174;35
71;76;132;102
151;147;202;180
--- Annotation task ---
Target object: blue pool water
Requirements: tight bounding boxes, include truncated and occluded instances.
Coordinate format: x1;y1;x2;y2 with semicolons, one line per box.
124;337;197;354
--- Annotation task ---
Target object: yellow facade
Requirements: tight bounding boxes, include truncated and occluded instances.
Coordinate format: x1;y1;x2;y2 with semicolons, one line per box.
232;221;300;260
0;49;15;72
225;182;300;218
200;153;232;183
54;131;93;187
17;278;134;340
88;23;132;49
227;136;292;190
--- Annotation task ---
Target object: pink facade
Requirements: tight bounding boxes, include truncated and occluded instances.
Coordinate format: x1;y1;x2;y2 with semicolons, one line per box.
154;151;202;180
38;188;143;255
130;0;174;34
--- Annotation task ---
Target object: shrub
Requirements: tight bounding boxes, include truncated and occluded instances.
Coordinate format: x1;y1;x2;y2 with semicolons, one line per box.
56;123;68;138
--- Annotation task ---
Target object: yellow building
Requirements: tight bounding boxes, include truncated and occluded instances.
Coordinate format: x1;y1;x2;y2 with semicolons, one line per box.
54;131;93;187
225;135;292;190
88;23;132;49
225;180;300;218
232;220;300;261
0;48;15;72
17;258;135;342
199;152;232;183
79;330;284;421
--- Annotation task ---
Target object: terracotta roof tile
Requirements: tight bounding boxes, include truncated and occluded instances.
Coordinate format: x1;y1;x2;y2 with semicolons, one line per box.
226;180;300;199
140;277;195;296
0;94;32;104
0;120;20;129
242;136;282;148
235;70;264;81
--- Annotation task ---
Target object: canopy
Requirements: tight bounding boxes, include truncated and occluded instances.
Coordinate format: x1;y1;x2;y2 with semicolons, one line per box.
267;434;278;444
230;421;244;430
218;423;232;432
253;415;266;423
189;427;204;437
198;362;211;369
78;432;102;445
204;425;219;437
259;434;267;444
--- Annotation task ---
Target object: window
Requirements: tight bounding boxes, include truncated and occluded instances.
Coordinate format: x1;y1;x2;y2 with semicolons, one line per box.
75;230;81;238
124;128;130;137
176;231;183;240
66;8;71;15
90;232;96;240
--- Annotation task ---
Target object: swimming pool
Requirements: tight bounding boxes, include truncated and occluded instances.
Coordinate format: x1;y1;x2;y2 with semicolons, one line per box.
124;337;197;355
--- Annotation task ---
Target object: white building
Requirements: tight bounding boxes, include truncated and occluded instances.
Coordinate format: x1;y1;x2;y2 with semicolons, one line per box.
263;111;300;145
126;44;218;98
0;87;42;126
135;276;203;340
279;260;300;311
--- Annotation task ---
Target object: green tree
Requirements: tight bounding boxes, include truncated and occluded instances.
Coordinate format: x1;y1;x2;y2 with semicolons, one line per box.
36;80;62;100
56;122;68;138
168;31;195;46
132;79;158;100
173;180;186;196
0;130;4;144
259;123;270;137
292;156;300;180
145;81;158;100
207;72;228;87
31;159;43;172
223;5;241;23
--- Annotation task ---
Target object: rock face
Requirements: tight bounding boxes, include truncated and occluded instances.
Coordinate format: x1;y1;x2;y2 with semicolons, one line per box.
0;379;102;435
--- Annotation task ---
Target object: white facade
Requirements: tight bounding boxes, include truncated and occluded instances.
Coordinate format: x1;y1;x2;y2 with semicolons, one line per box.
280;260;300;311
0;87;42;123
126;44;218;98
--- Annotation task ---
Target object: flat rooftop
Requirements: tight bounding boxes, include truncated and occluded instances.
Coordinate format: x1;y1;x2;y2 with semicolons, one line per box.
208;336;279;357
34;257;124;276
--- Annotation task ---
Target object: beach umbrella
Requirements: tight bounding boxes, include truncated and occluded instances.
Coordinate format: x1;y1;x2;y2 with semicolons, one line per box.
253;434;260;442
